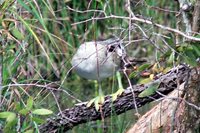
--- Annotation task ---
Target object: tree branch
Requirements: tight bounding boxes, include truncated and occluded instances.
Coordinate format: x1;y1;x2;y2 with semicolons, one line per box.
178;0;192;35
70;14;200;42
192;0;200;32
39;65;193;132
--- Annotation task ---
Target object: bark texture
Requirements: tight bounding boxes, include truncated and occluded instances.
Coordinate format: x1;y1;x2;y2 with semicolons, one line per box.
192;0;200;33
180;67;200;132
126;83;185;133
126;67;200;133
39;65;192;132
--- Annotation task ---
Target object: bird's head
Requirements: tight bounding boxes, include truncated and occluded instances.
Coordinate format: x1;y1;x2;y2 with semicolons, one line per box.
103;37;126;58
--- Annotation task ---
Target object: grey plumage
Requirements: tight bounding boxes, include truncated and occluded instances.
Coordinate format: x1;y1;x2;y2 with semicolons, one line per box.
71;38;125;80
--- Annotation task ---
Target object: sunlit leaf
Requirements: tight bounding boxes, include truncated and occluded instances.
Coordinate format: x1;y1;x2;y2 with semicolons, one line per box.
0;111;16;123
149;74;154;80
32;109;53;115
0;112;14;119
139;78;152;84
152;63;163;73
27;96;34;110
6;113;16;122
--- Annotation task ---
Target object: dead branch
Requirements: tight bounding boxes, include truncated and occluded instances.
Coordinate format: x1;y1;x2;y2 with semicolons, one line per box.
39;65;194;132
71;15;200;42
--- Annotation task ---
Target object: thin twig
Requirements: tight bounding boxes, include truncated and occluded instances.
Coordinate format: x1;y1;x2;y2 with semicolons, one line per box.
2;83;82;103
71;15;200;42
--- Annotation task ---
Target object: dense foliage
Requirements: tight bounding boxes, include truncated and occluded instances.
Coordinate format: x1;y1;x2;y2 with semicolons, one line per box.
0;0;199;132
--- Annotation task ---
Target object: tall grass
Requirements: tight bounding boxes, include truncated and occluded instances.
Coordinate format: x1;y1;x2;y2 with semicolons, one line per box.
1;0;199;132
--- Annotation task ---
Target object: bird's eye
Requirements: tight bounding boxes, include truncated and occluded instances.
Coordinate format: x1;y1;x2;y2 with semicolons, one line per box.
108;45;115;52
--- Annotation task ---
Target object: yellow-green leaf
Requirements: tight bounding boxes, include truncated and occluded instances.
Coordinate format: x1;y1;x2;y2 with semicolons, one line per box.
168;51;175;63
0;112;16;123
19;108;29;115
6;113;16;122
139;78;152;84
24;129;34;133
27;96;34;109
0;112;14;119
32;117;45;124
11;28;24;40
32;109;53;115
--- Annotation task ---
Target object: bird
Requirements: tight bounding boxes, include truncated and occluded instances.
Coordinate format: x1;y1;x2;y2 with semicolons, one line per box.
71;37;125;108
71;37;146;109
71;37;125;81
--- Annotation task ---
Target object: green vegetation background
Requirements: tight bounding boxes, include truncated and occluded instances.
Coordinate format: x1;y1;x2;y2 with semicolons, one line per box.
1;0;199;132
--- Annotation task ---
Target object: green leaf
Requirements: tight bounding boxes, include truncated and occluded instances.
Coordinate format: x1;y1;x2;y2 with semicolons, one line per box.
192;45;200;56
184;56;197;66
19;108;30;115
138;64;151;71
0;112;14;119
0;112;16;123
129;71;138;78
138;82;160;97
194;34;200;38
139;78;152;84
4;118;17;133
176;46;184;52
168;51;175;63
27;96;34;110
32;117;45;124
32;109;53;115
24;129;34;133
6;113;16;123
11;28;24;40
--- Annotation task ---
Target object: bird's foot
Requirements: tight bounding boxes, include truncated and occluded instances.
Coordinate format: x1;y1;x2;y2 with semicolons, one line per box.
87;94;105;111
111;88;124;101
